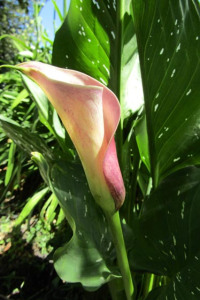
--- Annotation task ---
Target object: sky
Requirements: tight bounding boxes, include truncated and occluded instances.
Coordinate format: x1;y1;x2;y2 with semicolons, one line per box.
40;0;67;41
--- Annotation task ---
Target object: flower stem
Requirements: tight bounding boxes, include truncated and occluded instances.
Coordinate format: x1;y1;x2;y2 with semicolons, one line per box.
106;211;134;300
108;280;122;300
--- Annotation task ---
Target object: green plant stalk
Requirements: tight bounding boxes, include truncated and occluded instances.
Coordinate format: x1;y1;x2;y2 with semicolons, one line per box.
106;211;134;300
108;280;121;300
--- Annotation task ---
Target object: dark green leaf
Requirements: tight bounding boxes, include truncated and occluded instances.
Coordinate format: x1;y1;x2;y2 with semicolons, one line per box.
129;166;200;299
133;0;200;185
51;160;120;290
0;115;53;160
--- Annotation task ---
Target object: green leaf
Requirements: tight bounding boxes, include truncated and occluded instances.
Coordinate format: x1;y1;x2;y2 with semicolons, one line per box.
0;34;30;52
129;166;200;299
133;0;200;185
51;160;120;290
0;115;53;159
120;127;140;223
15;187;49;226
45;193;59;225
51;0;64;22
40;194;53;222
1;90;18;100
4;140;16;186
54;234;117;291
31;152;51;186
52;0;115;89
30;154;120;289
56;207;66;226
134;110;150;171
11;88;29;109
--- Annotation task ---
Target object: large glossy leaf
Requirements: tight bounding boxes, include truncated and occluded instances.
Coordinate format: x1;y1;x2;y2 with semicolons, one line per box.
31;152;120;289
133;0;200;185
52;0;143;117
129;166;200;299
50;160;120;290
52;0;117;89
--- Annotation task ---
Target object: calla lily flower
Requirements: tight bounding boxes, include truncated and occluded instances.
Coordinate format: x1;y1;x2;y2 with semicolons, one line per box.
17;62;125;214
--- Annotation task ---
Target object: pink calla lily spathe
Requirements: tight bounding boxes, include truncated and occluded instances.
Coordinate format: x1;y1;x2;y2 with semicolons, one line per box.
18;62;125;213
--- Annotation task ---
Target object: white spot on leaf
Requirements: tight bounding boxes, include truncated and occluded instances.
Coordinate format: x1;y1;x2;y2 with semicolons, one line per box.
160;48;164;55
107;241;112;251
84;204;88;217
103;64;110;76
92;0;100;9
186;89;192;96
154;104;159;112
113;0;116;11
173;157;180;162
181;202;185;219
99;77;107;85
176;43;181;52
171;69;176;77
111;31;116;39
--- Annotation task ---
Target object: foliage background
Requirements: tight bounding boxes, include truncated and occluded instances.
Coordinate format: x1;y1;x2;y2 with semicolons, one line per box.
0;0;200;300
